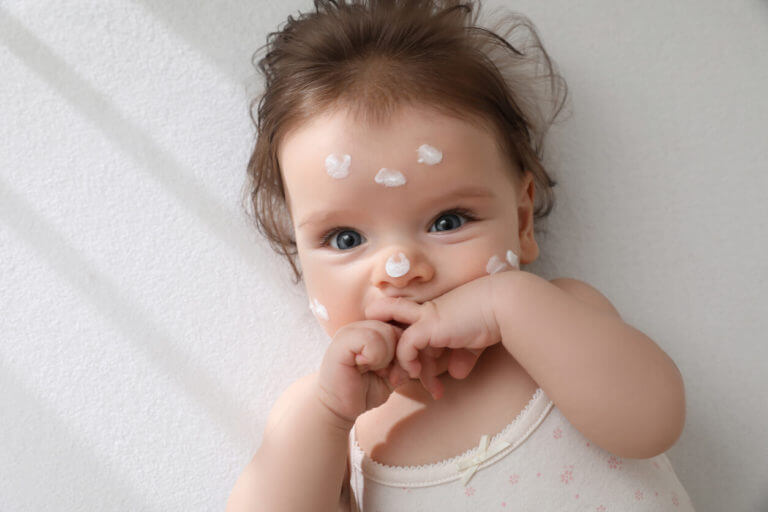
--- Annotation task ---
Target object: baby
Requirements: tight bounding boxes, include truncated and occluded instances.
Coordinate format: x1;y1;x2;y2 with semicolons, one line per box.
228;1;695;510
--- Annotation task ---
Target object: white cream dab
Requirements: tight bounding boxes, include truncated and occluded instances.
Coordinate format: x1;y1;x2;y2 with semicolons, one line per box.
486;250;520;274
486;255;507;274
374;168;406;187
385;252;410;278
308;297;329;321
324;153;351;179
506;249;520;269
417;144;443;165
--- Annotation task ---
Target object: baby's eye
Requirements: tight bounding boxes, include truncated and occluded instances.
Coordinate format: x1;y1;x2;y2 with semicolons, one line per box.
327;229;365;250
429;211;469;232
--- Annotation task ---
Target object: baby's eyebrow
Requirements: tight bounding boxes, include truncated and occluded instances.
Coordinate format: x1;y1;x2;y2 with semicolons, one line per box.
296;185;493;229
431;185;494;204
297;209;359;229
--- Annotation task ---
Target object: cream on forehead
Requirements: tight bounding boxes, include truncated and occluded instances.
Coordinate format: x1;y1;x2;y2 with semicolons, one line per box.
308;297;329;321
417;144;443;165
374;168;406;187
385;252;410;278
324;153;351;179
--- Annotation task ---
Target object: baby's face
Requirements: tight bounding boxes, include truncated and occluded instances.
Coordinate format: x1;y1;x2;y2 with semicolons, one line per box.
279;105;538;337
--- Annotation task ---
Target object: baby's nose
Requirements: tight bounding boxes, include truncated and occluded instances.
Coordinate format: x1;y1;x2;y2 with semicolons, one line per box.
371;247;435;289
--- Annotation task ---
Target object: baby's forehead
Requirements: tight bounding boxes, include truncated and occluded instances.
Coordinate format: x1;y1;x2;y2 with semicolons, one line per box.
282;108;501;180
279;105;516;219
284;103;496;155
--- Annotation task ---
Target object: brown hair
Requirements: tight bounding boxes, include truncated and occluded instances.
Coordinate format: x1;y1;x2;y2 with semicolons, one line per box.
244;0;569;283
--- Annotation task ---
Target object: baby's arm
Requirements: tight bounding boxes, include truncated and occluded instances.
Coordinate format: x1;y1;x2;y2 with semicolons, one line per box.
226;372;352;512
492;271;686;459
227;319;408;512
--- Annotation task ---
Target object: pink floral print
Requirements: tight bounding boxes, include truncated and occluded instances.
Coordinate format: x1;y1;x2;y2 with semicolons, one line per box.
560;464;575;484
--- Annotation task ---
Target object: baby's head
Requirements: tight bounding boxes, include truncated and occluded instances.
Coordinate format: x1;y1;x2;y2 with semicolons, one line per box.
246;0;568;336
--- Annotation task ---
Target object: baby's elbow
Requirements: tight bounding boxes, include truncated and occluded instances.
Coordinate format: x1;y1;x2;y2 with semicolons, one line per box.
628;373;687;459
659;362;687;451
614;419;684;460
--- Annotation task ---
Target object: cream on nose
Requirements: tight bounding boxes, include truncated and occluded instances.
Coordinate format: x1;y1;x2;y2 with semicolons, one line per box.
385;252;410;278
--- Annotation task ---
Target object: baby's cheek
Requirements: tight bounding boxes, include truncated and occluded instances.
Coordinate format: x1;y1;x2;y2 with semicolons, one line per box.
484;248;521;274
448;240;520;281
307;294;341;338
323;303;366;339
306;286;364;338
307;296;330;322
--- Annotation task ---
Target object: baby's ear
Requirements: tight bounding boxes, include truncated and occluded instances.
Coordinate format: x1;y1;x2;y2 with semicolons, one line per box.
517;170;539;264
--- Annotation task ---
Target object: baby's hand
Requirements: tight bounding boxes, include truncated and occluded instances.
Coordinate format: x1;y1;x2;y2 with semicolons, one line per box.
316;320;417;425
365;275;502;393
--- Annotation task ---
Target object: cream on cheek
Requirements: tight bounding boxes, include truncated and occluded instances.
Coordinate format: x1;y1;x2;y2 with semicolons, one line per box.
506;249;520;269
308;296;329;321
486;249;520;274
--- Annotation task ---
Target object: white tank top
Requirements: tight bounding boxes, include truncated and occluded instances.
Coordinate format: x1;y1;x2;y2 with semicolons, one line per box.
348;388;696;511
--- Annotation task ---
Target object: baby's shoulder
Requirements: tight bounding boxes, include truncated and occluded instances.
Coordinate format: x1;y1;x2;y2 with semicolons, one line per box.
264;371;320;435
549;277;622;318
279;371;318;402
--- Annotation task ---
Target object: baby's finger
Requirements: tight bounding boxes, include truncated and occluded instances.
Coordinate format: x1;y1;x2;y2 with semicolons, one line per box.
340;322;399;372
418;352;444;400
365;297;422;325
387;362;411;388
396;324;432;378
447;348;484;380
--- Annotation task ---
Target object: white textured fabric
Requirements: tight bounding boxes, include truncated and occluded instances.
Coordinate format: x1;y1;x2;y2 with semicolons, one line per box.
349;388;695;511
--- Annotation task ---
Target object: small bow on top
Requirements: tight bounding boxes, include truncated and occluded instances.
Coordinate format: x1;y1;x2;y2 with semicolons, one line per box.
455;434;511;486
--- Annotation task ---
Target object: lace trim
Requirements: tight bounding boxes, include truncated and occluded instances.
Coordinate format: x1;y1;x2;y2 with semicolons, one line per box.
350;387;553;487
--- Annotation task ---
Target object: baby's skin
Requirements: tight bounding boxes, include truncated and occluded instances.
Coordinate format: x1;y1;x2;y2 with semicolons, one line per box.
227;104;686;511
280;103;684;438
280;104;538;421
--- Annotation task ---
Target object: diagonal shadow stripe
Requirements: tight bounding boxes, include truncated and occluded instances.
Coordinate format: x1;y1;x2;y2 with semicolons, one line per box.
0;173;253;445
0;362;156;511
130;0;276;86
0;7;271;273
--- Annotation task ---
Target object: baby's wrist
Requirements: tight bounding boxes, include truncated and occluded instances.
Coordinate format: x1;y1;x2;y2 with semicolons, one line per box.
311;378;358;433
487;270;532;339
484;273;506;341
